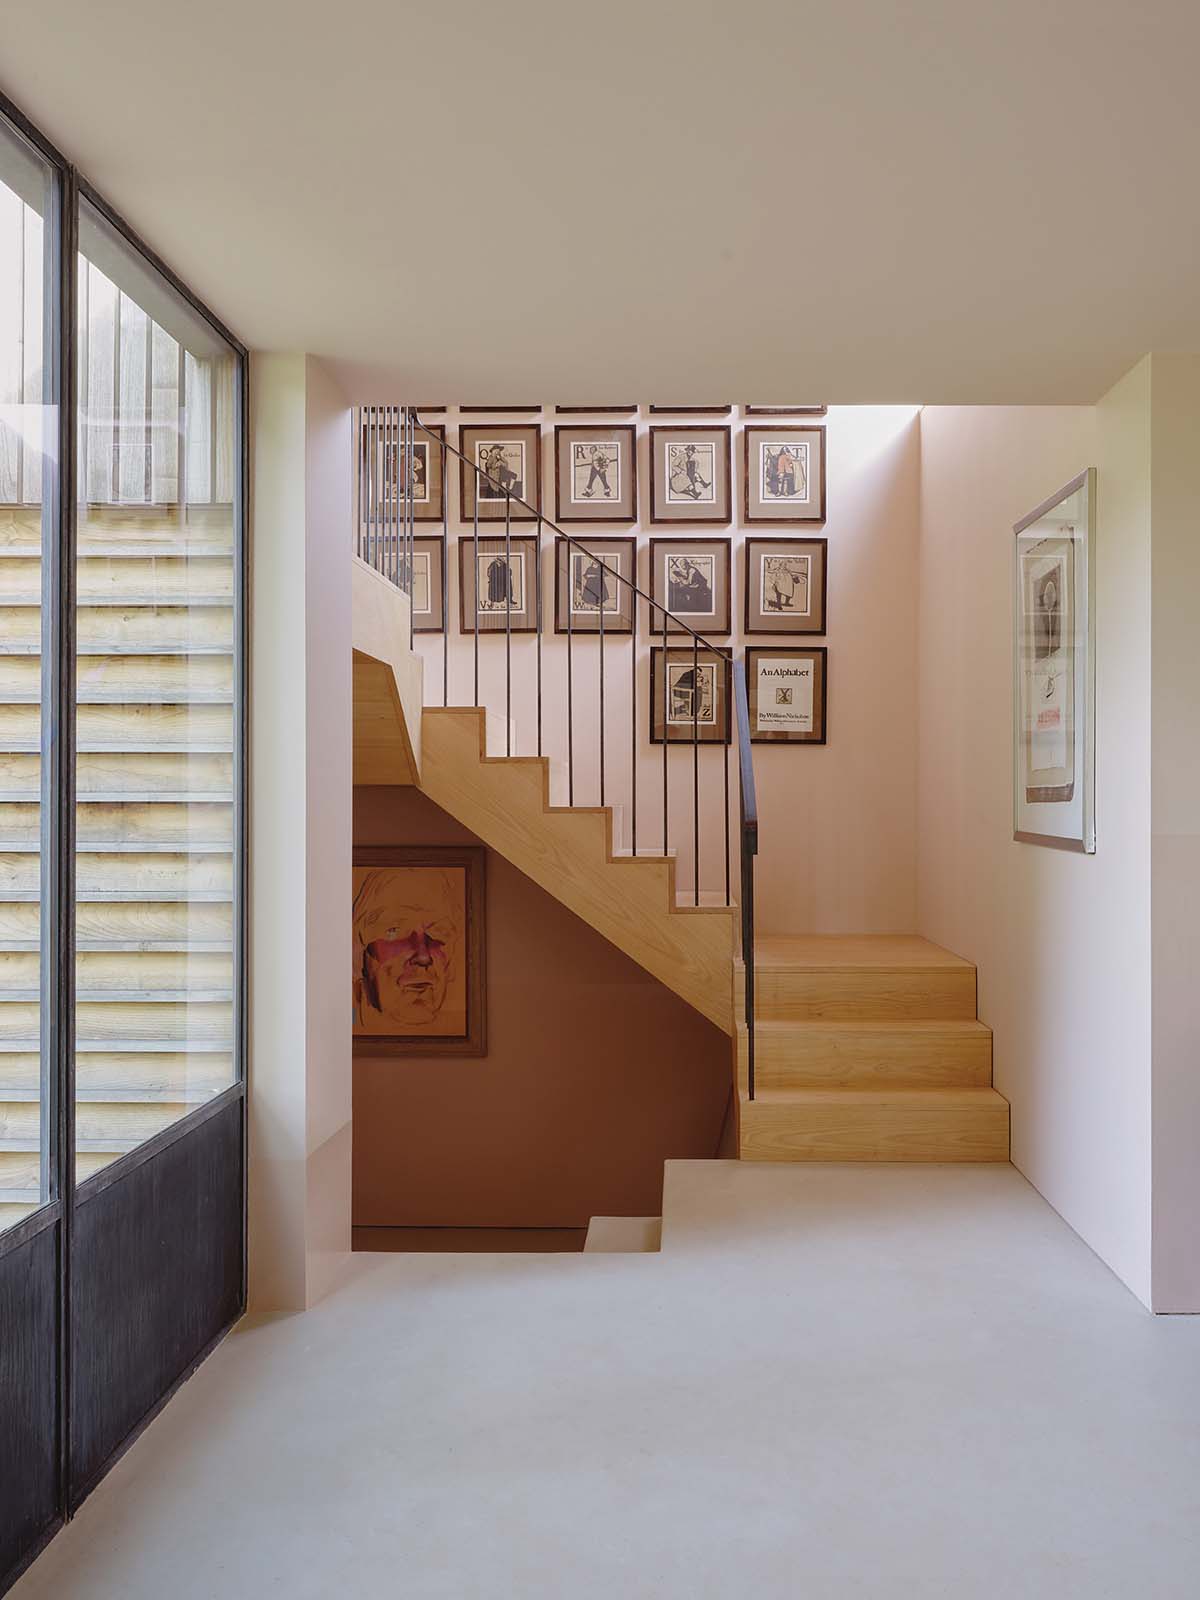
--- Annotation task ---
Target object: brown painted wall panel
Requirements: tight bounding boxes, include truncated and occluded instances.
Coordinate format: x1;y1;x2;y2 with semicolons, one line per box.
353;788;730;1227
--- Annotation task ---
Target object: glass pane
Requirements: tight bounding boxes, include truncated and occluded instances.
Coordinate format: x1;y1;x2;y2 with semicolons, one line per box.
0;115;57;1232
76;199;239;1184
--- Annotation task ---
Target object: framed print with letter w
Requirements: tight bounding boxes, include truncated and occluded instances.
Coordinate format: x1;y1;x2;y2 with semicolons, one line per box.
1012;468;1096;852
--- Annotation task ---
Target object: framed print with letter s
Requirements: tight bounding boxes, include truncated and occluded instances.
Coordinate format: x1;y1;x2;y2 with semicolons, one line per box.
648;425;732;525
746;646;827;744
1013;468;1095;852
744;536;827;635
744;424;826;524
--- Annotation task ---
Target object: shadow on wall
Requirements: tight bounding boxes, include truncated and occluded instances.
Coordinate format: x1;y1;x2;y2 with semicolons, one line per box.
352;787;732;1230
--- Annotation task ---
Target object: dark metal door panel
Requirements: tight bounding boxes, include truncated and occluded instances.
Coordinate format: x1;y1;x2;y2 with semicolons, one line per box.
69;1099;244;1503
0;1219;61;1592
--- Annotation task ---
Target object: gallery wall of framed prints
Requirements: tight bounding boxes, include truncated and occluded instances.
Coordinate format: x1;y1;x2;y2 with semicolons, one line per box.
402;404;832;746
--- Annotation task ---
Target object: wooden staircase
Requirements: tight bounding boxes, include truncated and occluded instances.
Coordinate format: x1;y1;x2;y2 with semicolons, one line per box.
418;705;735;1034
736;936;1008;1160
351;547;1008;1167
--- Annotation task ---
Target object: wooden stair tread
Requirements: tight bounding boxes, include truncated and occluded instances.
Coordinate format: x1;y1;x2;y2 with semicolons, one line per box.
744;1086;1005;1108
748;934;973;970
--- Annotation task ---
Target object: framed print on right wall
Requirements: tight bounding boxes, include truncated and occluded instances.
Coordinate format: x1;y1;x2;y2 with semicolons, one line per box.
744;424;827;524
746;647;827;744
744;536;827;635
1012;468;1096;852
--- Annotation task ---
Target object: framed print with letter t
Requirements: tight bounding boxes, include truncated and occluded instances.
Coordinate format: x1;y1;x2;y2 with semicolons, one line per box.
459;424;542;521
747;647;827;744
649;425;732;524
744;424;826;524
1012;468;1095;852
745;536;827;635
553;425;637;522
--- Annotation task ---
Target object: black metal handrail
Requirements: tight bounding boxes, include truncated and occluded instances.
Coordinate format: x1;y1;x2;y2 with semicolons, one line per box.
732;658;758;1099
354;404;757;980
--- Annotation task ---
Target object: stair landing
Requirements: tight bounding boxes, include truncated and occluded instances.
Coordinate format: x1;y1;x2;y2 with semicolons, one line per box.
737;935;1009;1163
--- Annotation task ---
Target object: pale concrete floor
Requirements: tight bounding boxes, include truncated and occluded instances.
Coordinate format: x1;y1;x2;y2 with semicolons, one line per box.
15;1162;1200;1599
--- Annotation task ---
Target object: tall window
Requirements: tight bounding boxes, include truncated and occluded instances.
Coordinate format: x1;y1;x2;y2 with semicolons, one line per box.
74;200;240;1179
0;117;58;1234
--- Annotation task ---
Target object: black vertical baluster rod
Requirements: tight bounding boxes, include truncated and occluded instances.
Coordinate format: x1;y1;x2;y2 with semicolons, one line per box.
504;488;512;757
389;405;396;585
535;516;543;755
630;594;637;859
567;552;575;806
407;407;415;648
472;471;480;709
440;426;449;705
598;561;606;808
693;632;699;908
661;602;668;859
723;714;731;907
733;658;758;1100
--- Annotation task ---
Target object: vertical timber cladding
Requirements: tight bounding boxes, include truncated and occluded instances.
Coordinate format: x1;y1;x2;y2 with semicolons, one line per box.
69;1096;243;1504
0;1221;61;1589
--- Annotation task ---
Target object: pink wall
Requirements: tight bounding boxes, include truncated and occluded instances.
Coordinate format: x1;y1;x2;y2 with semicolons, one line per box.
412;406;922;934
353;787;731;1228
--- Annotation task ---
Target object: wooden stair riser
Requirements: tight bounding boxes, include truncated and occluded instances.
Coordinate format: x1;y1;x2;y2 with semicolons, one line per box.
739;964;977;1022
737;1022;992;1090
738;1089;1009;1162
419;708;734;1033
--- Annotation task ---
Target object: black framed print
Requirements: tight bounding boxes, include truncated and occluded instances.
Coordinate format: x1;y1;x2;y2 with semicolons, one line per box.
649;646;732;744
647;537;732;637
457;535;541;632
458;424;542;521
411;537;447;633
744;424;827;524
744;536;827;635
553;424;637;523
746;646;828;744
554;536;636;634
648;425;732;525
363;418;445;522
743;405;827;416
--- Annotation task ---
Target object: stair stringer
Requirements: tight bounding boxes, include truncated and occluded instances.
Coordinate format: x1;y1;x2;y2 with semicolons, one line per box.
419;707;735;1034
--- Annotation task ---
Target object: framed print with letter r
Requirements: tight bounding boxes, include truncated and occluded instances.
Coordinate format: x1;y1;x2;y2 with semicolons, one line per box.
1012;468;1095;852
553;425;637;522
744;424;826;524
459;424;542;521
747;647;827;744
744;536;827;635
649;425;732;525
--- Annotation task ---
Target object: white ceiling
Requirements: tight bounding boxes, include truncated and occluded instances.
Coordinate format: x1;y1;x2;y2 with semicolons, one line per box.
5;0;1200;402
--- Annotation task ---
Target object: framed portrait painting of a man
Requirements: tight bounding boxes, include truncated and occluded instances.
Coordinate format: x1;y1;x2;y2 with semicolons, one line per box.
553;425;637;523
743;424;826;524
458;424;542;522
648;425;732;525
554;535;636;634
458;535;540;632
352;846;486;1056
744;536;827;635
1012;468;1096;852
647;537;731;637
